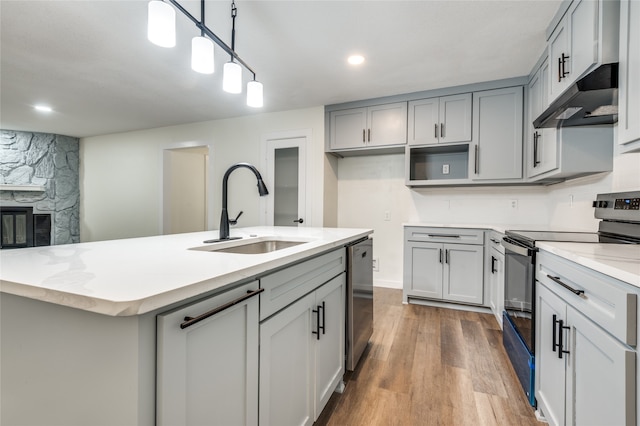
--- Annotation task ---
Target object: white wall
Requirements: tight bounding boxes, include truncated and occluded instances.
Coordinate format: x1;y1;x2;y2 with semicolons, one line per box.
337;145;640;289
80;107;326;242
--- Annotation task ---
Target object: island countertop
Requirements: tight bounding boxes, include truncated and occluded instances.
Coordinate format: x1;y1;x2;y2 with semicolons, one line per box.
0;226;372;316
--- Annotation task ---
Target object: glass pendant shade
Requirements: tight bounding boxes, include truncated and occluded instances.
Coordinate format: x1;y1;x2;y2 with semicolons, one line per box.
191;36;214;74
148;0;176;48
247;80;263;107
223;61;242;94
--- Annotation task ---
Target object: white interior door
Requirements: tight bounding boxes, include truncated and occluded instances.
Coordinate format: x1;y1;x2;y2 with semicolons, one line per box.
263;132;309;227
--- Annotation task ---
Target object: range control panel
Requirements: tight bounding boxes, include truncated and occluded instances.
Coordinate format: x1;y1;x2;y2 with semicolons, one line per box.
614;197;640;210
594;191;640;222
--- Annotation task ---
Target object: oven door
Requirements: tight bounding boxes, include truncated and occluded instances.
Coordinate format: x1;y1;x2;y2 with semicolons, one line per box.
502;236;535;354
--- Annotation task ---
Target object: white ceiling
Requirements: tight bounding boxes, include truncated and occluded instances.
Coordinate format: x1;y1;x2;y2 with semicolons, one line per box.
0;0;561;138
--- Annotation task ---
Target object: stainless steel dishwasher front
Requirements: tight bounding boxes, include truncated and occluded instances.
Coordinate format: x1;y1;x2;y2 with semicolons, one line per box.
346;237;373;371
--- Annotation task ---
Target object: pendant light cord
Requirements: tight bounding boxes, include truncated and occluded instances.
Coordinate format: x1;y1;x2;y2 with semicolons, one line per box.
230;1;237;58
200;0;205;36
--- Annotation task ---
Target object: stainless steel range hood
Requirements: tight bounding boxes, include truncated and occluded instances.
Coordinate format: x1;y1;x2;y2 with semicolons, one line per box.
533;63;618;129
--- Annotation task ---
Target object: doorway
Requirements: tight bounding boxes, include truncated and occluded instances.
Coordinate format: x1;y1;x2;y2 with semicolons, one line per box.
162;144;213;235
262;131;311;227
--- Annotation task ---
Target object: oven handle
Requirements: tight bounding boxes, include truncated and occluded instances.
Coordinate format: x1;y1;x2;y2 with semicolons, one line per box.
501;237;535;257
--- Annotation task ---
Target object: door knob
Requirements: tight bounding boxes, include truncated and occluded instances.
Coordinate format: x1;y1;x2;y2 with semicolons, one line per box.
293;218;304;224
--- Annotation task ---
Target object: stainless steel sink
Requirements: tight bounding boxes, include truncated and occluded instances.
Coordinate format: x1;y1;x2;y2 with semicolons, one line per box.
190;238;309;254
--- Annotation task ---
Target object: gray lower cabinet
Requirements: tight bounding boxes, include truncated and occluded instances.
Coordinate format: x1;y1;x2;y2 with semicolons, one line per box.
535;251;637;426
259;274;345;426
486;232;505;328
403;227;484;305
156;280;260;426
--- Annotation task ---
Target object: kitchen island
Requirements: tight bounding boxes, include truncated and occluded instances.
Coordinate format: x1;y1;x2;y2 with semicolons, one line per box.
0;226;371;426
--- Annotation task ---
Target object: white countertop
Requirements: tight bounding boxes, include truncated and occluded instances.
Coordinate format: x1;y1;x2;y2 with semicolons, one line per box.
0;226;371;317
537;242;640;288
403;222;594;235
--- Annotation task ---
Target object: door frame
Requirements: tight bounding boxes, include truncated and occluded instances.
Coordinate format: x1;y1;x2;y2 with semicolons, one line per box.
160;141;215;234
260;129;312;227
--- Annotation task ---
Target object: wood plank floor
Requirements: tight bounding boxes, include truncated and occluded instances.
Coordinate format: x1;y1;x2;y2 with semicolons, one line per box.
316;288;543;426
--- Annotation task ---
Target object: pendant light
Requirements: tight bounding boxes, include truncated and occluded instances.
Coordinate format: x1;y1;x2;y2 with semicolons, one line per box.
191;36;214;74
147;0;176;48
147;0;263;106
223;61;242;93
247;79;263;107
223;2;242;94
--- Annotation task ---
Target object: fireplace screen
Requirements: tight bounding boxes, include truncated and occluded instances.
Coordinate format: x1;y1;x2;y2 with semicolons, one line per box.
0;207;50;249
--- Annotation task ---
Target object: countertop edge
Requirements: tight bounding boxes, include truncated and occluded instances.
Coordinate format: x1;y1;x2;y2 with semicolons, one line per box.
0;228;372;317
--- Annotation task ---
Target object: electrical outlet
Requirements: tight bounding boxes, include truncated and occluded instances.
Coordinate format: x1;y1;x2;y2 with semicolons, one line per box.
372;258;379;272
511;200;518;209
442;164;450;175
383;211;390;221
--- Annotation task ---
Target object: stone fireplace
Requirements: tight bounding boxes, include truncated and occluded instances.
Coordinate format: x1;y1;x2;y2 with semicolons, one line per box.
0;130;79;245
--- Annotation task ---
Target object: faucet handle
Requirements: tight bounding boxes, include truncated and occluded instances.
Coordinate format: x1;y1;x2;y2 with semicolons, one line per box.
229;211;243;226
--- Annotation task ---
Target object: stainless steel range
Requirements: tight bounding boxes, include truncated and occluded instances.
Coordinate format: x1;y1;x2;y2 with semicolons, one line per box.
501;190;640;407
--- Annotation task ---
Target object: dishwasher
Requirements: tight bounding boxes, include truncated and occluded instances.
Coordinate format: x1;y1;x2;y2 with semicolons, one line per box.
346;237;374;371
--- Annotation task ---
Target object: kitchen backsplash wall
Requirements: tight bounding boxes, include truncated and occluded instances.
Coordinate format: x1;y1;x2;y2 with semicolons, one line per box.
337;147;640;289
0;130;80;245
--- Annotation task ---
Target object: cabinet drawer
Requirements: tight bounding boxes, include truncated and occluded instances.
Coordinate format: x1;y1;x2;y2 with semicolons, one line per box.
405;226;484;245
260;249;346;320
487;230;505;255
537;251;637;346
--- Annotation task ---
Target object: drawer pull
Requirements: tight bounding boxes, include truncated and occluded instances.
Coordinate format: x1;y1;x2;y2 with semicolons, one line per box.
181;288;264;329
491;256;497;273
427;234;461;239
547;275;584;296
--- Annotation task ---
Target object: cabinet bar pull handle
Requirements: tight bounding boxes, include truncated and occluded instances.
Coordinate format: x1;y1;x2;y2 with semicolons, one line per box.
440;123;445;138
558;56;563;82
474;145;479;174
435;123;439;139
445;249;449;264
320;301;326;335
439;248;443;263
491;256;497;273
558;319;570;359
362;129;366;143
312;303;322;340
533;132;540;167
552;314;559;353
427;234;460;238
561;53;570;79
547;275;585;296
181;288;264;329
367;128;371;143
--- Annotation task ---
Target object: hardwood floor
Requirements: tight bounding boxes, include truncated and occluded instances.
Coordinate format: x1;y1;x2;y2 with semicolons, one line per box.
316;288;542;426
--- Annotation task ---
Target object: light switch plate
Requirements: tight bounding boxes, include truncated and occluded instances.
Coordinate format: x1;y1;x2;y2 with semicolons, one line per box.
442;164;450;174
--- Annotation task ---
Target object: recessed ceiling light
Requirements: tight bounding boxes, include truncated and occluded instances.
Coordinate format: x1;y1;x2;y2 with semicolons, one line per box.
348;55;365;65
34;105;53;113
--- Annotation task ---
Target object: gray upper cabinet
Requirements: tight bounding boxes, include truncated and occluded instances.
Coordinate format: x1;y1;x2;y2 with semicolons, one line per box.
471;86;524;181
618;0;640;152
548;0;619;101
408;93;472;145
527;59;558;179
329;102;407;151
